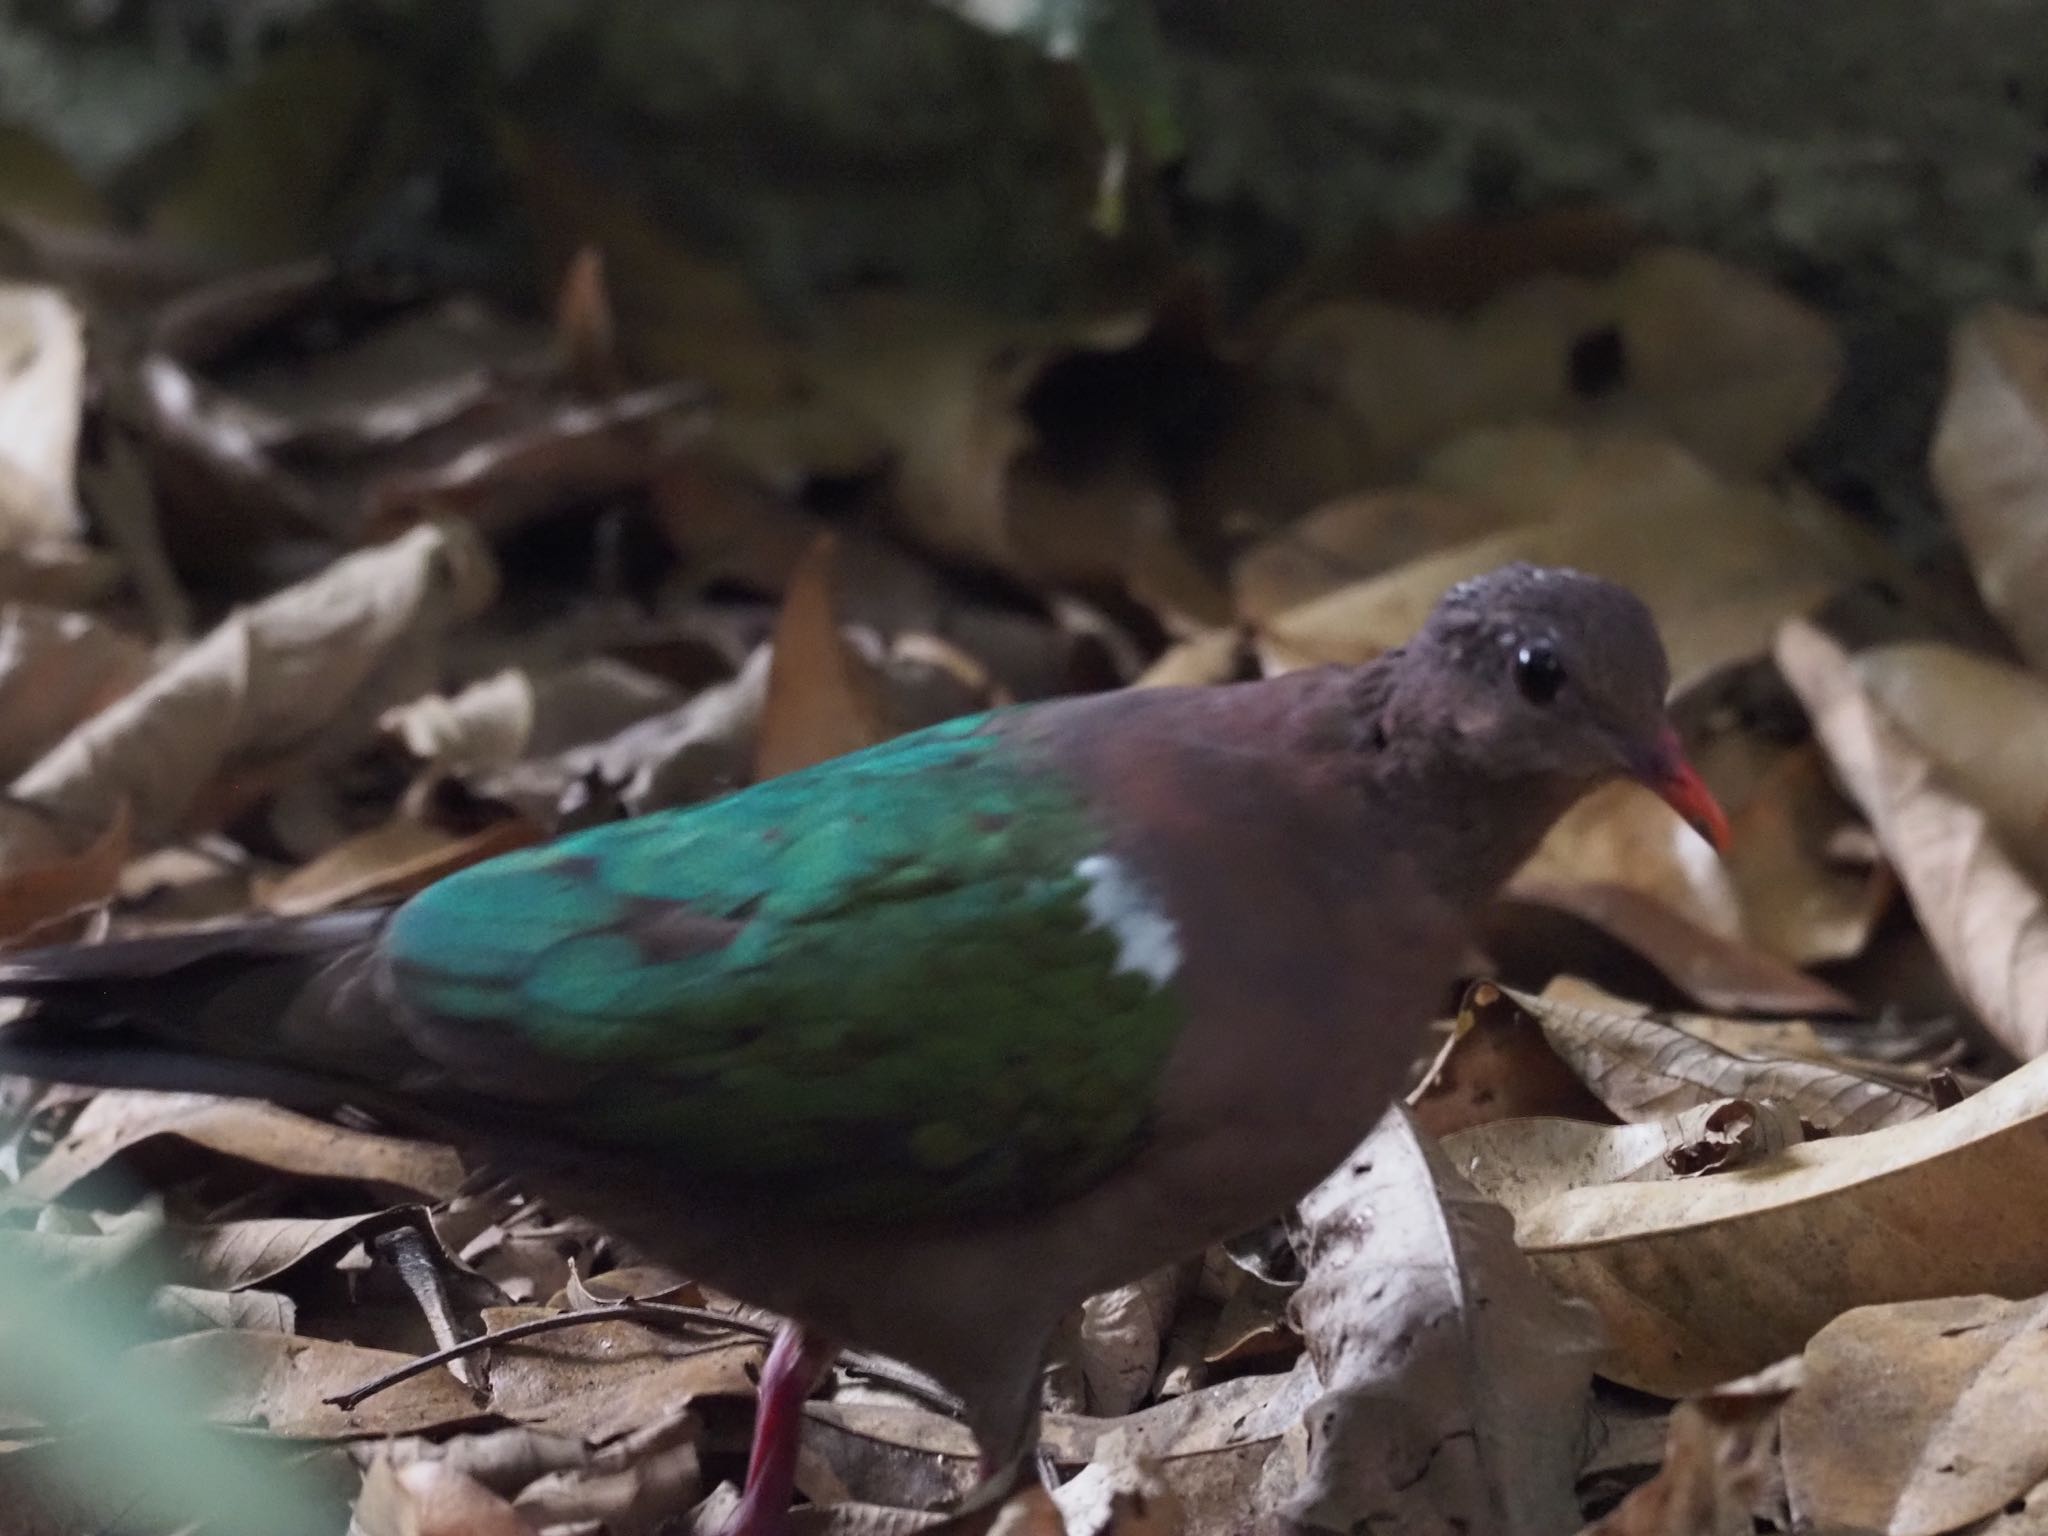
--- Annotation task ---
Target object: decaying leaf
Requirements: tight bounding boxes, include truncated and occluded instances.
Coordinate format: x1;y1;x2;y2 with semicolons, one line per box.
1273;1107;1599;1535
0;605;152;779
1931;305;2048;668
1517;1045;2048;1395
356;1455;539;1536
1778;618;2048;1060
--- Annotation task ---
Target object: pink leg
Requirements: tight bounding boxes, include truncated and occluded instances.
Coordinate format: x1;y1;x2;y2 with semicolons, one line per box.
721;1322;839;1536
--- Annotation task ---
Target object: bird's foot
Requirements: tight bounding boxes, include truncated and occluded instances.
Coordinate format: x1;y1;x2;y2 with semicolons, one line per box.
718;1322;839;1536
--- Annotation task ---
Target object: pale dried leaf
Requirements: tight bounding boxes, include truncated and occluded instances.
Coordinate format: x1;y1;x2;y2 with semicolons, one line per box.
0;606;151;779
384;661;682;777
1931;305;2048;667
261;815;539;917
0;283;85;544
1778;617;2048;1059
1781;1293;2048;1536
1075;1266;1186;1418
12;522;498;843
1517;1046;2048;1395
1513;779;1744;942
1275;1107;1599;1535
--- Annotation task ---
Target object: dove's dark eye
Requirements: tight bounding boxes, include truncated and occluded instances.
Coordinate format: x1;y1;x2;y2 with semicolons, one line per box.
1513;642;1566;705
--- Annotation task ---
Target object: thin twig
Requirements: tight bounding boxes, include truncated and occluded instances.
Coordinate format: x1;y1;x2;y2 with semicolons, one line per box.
323;1299;963;1417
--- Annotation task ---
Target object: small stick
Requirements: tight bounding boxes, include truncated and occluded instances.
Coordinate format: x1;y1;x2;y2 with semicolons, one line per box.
324;1299;961;1416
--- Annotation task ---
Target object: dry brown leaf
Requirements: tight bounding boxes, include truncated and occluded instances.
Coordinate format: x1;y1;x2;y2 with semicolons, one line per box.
1462;984;1934;1134
356;1456;538;1536
0;799;128;945
11;521;497;845
1262;427;1885;687
14;1091;465;1205
1131;631;1254;690
1516;1044;2048;1396
510;1409;703;1536
260;814;540;918
0;605;151;779
1072;1267;1186;1418
1443;1098;1809;1224
1272;1107;1599;1535
0;283;85;545
1778;618;2048;1059
1581;1360;1800;1536
148;1283;295;1336
478;1308;764;1442
1720;743;1892;968
1930;305;2048;667
1407;982;1619;1139
1781;1293;2048;1536
755;534;892;781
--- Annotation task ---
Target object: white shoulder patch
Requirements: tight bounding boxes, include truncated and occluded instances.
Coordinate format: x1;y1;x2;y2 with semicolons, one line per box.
1074;853;1182;988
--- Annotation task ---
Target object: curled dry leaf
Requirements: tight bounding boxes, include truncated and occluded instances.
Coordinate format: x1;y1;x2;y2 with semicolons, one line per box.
1778;618;2048;1060
1274;1107;1599;1536
1442;1097;1809;1225
1425;984;1934;1136
1930;305;2048;668
1781;1293;2048;1536
1262;427;1886;687
1581;1359;1801;1536
511;1409;703;1536
12;522;498;845
1511;779;1745;943
1516;1045;2048;1396
1073;1266;1187;1418
0;282;85;544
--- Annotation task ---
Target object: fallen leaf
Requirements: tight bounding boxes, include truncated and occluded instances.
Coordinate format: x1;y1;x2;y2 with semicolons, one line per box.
1273;1107;1599;1535
510;1409;703;1536
1581;1360;1799;1535
1778;617;2048;1059
1513;779;1744;942
1930;305;2048;667
1781;1293;2048;1536
12;521;498;846
1072;1266;1186;1418
147;1283;296;1336
384;661;685;778
755;534;892;781
1516;1043;2048;1395
1407;982;1619;1139
0;283;85;545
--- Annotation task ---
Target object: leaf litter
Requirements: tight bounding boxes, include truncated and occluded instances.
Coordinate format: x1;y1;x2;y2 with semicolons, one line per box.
2;62;2048;1536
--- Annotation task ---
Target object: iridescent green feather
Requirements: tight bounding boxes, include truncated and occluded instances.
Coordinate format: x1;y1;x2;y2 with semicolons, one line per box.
384;714;1184;1221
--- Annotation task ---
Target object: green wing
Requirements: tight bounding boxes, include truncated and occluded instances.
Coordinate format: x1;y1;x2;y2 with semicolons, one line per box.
383;714;1184;1221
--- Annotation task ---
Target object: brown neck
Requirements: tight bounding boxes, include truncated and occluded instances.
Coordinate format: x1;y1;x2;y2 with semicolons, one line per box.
1334;659;1593;913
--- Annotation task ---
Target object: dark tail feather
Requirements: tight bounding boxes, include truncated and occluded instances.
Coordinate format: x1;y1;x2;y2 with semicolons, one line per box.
0;909;407;1109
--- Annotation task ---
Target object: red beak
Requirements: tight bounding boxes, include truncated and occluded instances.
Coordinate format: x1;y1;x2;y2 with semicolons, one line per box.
1641;725;1731;852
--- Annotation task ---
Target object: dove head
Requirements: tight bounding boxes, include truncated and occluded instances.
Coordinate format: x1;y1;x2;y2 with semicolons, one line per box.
1392;563;1728;851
